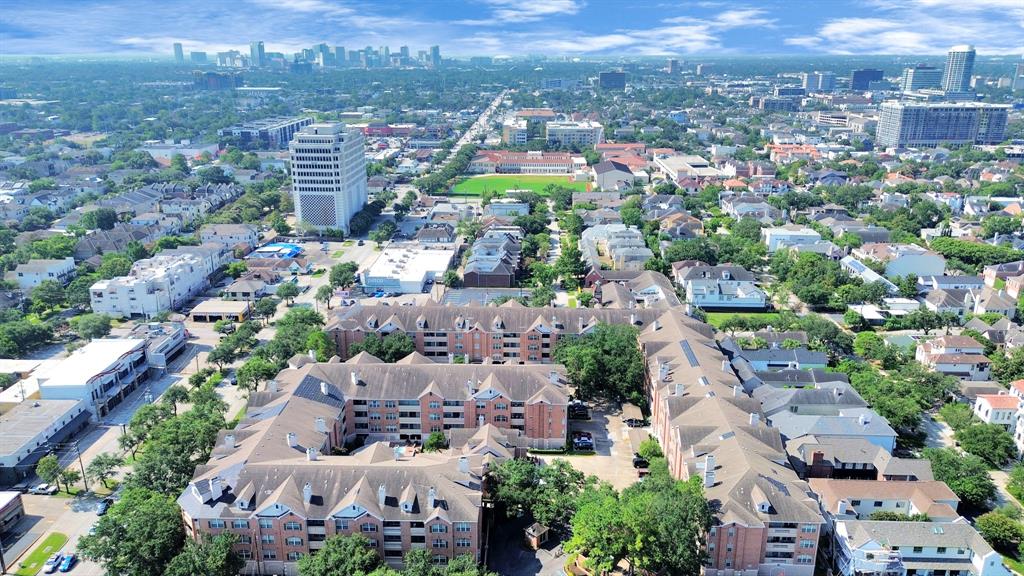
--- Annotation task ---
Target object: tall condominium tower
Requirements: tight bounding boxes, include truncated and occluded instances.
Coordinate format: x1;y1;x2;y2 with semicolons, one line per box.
173;43;184;65
942;44;976;92
289;124;368;233
249;40;265;68
877;101;1009;148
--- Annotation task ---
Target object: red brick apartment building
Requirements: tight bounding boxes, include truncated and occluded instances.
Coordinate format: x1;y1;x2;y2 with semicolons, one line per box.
178;352;551;573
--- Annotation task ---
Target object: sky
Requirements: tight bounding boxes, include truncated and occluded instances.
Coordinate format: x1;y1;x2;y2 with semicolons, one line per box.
2;0;1023;58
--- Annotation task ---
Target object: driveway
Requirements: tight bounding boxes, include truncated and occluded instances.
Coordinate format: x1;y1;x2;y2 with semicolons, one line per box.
486;515;567;576
537;408;642;491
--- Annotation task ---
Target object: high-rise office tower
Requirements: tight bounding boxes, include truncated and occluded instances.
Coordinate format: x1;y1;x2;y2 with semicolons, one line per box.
429;45;441;68
667;58;680;75
877;101;1009;148
901;64;943;92
289;124;368;233
173;43;184;65
334;46;346;65
943;44;976;92
800;71;835;92
1012;59;1024;91
400;46;410;59
598;71;627;90
190;51;208;64
850;69;883;90
249;41;265;68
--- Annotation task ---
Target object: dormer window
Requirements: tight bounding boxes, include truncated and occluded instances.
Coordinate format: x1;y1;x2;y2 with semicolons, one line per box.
758;501;771;513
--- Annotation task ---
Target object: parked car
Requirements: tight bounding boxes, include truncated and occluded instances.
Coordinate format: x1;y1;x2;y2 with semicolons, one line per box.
571;431;594;450
96;498;113;516
568;404;589;419
58;553;77;572
30;484;58;495
43;554;63;574
632;453;649;469
623;418;646;428
357;240;365;246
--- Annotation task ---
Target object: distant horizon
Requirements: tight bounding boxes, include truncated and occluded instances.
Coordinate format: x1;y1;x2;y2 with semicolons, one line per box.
3;0;1022;58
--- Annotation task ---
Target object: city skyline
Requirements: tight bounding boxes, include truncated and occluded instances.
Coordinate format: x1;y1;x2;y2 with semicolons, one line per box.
2;0;1023;58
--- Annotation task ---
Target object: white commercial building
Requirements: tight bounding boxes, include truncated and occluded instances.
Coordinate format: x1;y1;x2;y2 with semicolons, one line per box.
37;338;148;418
89;251;216;318
361;247;454;294
289;123;368;234
545;121;604;147
762;225;822;253
4;257;76;289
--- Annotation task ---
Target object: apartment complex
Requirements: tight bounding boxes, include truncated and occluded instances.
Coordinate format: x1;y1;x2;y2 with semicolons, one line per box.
877;101;1009;148
544;121;604;147
325;304;664;363
178;352;540;572
943;44;976;93
500;119;528;145
643;310;823;576
219;116;314;149
89;249;220;318
289;123;368;233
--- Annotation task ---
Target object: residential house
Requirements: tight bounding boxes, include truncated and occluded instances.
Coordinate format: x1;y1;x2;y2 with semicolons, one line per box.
593;160;635;191
4;257;76;289
463;233;520;288
851;243;946;279
973;393;1019;429
763;225;822;253
200;224;260;252
786;437;933;481
223;279;267;302
916;335;992;380
810;479;960;522
580;224;653;272
673;264;767;310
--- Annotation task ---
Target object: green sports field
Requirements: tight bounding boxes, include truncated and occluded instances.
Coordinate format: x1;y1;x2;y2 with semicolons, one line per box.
450;175;589;196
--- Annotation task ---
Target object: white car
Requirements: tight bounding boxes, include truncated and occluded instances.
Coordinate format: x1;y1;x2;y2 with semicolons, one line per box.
30;483;58;495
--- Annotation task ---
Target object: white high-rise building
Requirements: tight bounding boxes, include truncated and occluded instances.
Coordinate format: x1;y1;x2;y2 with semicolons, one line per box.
901;65;943;92
942;45;976;93
289;124;368;233
877;101;1009;148
545;121;605;147
1012;60;1024;91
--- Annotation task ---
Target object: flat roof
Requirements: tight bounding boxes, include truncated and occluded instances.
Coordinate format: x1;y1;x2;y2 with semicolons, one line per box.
364;247;454;284
0;399;84;458
190;299;251;314
40;339;145;388
0;491;20;510
0;359;43;374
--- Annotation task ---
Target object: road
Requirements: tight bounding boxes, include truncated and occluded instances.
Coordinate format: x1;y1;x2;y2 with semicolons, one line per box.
442;89;506;164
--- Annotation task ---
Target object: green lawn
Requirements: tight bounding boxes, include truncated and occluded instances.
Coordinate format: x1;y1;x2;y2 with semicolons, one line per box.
705;312;783;330
450;175;588;196
16;532;68;576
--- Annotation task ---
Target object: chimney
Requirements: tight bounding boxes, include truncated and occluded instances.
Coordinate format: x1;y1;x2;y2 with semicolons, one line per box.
549;370;559;384
675;382;684;396
733;385;741;397
308;349;316;361
749;413;760;426
320;381;330;396
306;447;319;461
659;362;670;381
458;456;470;474
812;450;825;465
836;500;848;516
350;371;359;386
267;380;278;392
427;487;436;509
286;432;298;448
303;482;313;504
858;413;871;426
721;360;729;372
653;320;661;331
224;433;236;448
629;313;636;325
478;415;485;427
448;353;454;364
315;417;327;433
210;476;223;500
378;484;386;506
703;468;716;488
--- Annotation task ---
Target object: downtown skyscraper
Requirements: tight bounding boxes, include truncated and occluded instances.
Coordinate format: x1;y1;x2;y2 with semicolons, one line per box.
942;44;976;92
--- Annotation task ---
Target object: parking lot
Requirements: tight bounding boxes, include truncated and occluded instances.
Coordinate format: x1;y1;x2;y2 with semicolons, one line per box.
536;406;647;491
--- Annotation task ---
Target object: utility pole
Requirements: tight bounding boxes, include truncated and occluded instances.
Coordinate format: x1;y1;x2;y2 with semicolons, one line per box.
1;531;8;574
61;441;90;493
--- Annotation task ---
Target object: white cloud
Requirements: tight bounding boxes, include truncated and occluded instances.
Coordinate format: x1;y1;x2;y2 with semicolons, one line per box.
485;0;583;22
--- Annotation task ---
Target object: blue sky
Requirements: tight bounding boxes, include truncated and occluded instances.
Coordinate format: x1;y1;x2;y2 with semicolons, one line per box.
2;0;1023;57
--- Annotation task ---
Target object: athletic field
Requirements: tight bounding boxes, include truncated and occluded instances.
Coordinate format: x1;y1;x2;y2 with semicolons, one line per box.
450;175;589;196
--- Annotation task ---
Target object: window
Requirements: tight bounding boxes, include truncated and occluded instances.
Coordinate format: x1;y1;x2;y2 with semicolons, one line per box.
433;539;449;548
287;552;302;561
284;521;301;531
232;520;249;529
433;555;448;565
454;522;471;532
259;519;273;529
385;400;397;408
286;537;303;546
208;520;226;529
429;401;441;409
850;500;861;506
456;538;471;548
937;547;947;554
913;547;923;553
367;538;378;547
238;535;252;544
800;540;815;549
262;551;277;560
797;555;813;564
239;550;252;560
873;501;883;507
430;524;448;533
361;523;378;533
261;534;275;544
800;525;817;533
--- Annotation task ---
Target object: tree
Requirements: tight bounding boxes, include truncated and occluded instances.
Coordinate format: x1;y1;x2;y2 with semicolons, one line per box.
993;348;1024;385
169;154;191;175
844;310;869;332
31;279;66;310
315;284;334;310
566;483;627;574
578;291;594;308
165;533;244;576
637;437;663;460
554;324;646;406
297;534;381;576
57;467;81;493
236;357;279;391
369;221;397;247
276;281;300;305
529;286;555;307
35;454;61;486
938;402;976;432
254;297;280;324
79;208;119;231
868;511;929;521
556;239;587;291
329;262;359;288
442;270;461;288
956;423;1018;467
86;452;123;489
224;261;247;278
78;488;185;576
161;385;191;416
69;313;112;340
977;511;1024;551
731;217;763;242
423;431;446;452
922;447;997;509
205;345;236;371
348;332;415;362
